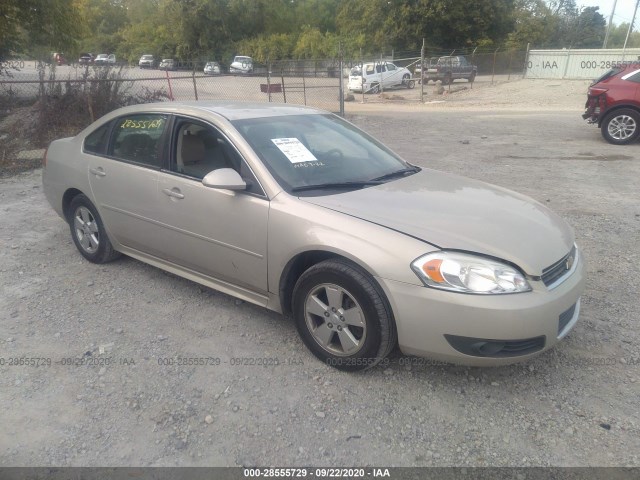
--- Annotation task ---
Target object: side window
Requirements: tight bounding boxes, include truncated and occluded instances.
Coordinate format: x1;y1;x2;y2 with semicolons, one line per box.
171;119;264;195
387;63;396;71
110;114;167;167
84;122;112;154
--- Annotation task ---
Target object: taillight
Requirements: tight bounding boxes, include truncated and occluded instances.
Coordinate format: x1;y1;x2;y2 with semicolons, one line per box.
43;148;48;168
589;87;608;96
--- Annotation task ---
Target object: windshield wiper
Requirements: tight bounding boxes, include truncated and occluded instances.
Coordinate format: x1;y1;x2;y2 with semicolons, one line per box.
291;181;382;192
370;167;420;182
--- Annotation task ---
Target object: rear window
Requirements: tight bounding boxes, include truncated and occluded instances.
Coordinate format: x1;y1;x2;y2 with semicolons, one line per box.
592;67;625;85
622;68;640;83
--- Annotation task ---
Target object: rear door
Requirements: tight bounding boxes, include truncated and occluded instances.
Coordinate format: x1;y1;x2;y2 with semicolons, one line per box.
86;113;169;257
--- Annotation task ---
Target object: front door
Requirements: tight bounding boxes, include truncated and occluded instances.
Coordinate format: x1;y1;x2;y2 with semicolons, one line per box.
154;117;269;295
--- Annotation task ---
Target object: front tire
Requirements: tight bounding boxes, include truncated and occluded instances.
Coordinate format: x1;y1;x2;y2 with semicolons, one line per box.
292;259;397;371
68;194;121;264
601;109;640;145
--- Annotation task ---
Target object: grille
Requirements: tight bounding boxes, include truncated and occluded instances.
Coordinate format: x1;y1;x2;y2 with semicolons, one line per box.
558;303;577;335
542;245;577;288
498;337;546;356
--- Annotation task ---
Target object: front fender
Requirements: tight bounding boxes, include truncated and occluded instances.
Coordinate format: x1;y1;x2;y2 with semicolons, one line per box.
267;194;437;298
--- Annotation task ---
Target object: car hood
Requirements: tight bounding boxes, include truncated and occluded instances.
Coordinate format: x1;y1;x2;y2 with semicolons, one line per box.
300;170;574;275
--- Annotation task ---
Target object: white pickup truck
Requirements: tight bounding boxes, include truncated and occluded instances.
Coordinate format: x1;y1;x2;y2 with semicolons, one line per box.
348;62;415;93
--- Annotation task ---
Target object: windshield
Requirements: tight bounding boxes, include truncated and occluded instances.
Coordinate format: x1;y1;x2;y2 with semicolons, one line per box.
142;55;153;60
233;114;413;194
234;56;251;63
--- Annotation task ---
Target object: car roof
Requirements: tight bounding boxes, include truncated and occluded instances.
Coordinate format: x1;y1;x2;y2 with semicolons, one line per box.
102;101;325;122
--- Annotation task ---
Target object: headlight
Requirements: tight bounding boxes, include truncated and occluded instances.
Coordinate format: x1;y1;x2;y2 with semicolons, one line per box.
411;251;531;294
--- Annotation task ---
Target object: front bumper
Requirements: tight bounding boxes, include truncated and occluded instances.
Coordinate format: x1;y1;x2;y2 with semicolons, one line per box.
376;252;585;366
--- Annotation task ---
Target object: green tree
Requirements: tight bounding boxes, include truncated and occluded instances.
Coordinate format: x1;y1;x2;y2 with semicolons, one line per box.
506;0;558;49
606;23;640;48
1;0;84;62
76;0;128;54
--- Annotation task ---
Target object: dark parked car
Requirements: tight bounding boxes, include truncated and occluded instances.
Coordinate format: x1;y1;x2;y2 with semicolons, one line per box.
78;53;95;65
583;63;640;145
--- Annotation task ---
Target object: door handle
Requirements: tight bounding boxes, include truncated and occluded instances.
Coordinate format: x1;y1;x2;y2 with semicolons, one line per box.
89;167;106;177
162;188;184;199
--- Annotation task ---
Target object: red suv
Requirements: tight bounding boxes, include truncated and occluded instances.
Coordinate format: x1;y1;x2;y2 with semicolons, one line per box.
583;63;640;145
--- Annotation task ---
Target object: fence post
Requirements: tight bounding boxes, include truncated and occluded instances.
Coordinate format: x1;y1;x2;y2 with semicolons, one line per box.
302;63;307;106
165;70;174;101
84;74;94;123
420;38;425;103
491;47;500;85
507;50;513;81
267;59;272;103
192;69;198;100
471;46;478;89
562;48;571;79
379;51;384;93
522;42;530;78
281;64;287;104
339;43;345;117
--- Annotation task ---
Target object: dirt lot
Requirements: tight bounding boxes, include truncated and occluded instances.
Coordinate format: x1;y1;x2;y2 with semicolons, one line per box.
1;79;639;467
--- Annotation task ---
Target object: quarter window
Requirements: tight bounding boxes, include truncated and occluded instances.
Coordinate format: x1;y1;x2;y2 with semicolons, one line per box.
110;114;167;167
84;122;112;154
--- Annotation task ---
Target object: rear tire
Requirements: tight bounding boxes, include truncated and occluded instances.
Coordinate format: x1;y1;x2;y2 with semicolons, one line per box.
68;194;121;264
601;109;640;145
292;259;397;371
369;83;380;94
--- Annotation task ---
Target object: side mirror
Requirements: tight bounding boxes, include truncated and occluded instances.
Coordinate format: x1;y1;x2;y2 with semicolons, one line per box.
202;168;247;190
202;168;246;191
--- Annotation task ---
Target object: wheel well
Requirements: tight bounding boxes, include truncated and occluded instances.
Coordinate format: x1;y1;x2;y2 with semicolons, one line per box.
279;251;338;316
62;188;84;222
599;105;640;127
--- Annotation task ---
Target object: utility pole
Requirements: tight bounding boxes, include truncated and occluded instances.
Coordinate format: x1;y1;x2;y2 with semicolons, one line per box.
603;0;618;48
624;0;640;49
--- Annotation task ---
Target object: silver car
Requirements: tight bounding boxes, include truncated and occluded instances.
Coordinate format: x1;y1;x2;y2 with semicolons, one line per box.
42;102;584;371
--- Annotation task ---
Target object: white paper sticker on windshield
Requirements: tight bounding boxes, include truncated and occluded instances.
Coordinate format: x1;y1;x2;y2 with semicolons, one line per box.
271;138;317;164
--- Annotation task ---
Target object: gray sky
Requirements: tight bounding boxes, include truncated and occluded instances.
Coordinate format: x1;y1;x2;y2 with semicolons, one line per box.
580;0;638;25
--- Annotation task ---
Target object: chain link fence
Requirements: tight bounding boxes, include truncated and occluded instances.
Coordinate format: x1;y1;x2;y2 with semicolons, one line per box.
0;60;343;115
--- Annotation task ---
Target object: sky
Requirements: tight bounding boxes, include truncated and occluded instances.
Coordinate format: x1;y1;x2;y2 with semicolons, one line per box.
581;0;639;26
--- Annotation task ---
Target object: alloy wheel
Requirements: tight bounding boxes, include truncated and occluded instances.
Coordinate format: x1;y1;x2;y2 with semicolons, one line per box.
304;283;366;356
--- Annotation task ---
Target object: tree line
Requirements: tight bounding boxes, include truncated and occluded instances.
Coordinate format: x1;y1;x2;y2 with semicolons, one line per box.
2;0;639;66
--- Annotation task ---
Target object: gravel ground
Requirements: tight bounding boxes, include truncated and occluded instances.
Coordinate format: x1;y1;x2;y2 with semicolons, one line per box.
0;79;639;467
